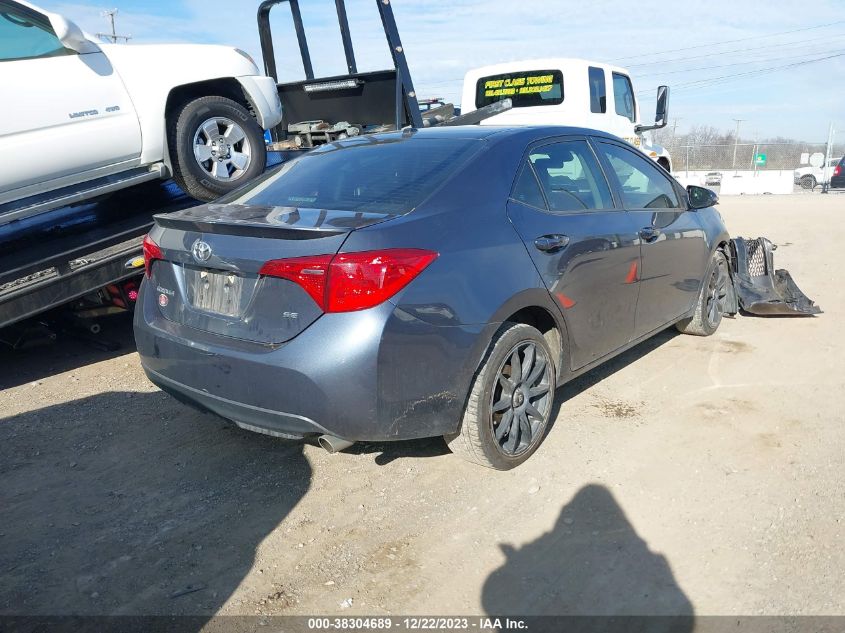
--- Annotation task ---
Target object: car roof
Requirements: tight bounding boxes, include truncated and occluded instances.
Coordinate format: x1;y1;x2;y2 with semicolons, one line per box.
359;125;620;144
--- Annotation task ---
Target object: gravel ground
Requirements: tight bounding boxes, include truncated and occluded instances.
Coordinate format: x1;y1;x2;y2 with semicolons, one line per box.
1;193;843;617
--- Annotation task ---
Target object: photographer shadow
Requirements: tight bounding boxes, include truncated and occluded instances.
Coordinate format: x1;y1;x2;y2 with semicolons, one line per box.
482;484;693;627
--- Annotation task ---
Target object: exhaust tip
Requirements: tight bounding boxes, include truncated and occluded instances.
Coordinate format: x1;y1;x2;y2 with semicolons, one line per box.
317;434;354;454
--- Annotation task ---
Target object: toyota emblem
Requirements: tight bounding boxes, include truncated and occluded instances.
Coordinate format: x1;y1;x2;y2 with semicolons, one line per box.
192;239;212;263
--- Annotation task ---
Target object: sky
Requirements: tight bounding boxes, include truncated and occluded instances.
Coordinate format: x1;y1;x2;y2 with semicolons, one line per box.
38;0;845;142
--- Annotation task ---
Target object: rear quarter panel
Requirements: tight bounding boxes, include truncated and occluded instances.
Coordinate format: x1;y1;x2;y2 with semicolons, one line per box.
339;138;566;437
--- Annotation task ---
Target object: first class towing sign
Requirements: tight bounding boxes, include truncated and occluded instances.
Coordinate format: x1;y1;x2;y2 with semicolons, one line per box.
475;69;564;108
482;73;556;98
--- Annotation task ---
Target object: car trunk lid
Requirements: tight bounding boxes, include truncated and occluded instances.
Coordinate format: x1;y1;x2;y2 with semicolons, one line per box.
147;203;397;344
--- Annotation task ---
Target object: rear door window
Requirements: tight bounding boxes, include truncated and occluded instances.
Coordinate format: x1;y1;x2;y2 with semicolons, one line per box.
528;140;613;212
598;142;680;209
510;163;547;209
476;70;563;109
588;66;606;114
612;72;635;122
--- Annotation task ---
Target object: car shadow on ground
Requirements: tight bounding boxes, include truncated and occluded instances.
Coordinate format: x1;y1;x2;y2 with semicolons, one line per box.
482;483;694;623
0;313;137;390
0;390;311;621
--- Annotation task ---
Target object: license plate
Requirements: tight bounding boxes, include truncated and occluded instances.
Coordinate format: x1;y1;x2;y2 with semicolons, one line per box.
185;267;245;317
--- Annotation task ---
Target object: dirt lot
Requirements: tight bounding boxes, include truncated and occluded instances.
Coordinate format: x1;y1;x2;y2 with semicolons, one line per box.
1;194;843;617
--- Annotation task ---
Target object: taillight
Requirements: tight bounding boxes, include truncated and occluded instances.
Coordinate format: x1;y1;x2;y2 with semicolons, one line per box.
259;255;333;308
835;165;841;177
259;249;438;313
142;235;162;278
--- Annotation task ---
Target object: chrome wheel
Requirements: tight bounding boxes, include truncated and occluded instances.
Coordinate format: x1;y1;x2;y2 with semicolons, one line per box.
490;341;553;457
706;255;729;327
192;117;252;182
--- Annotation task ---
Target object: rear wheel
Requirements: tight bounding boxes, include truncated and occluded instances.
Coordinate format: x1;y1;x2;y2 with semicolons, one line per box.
676;250;729;336
169;96;266;201
447;323;556;470
799;175;817;190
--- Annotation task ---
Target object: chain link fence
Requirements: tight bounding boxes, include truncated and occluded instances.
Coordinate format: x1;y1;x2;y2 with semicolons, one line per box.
657;141;843;193
662;142;841;173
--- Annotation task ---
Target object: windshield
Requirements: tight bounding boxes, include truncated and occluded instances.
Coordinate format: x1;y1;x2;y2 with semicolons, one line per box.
234;135;483;214
475;69;564;109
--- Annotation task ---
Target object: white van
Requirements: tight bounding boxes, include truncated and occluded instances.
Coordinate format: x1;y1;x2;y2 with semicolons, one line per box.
460;58;672;171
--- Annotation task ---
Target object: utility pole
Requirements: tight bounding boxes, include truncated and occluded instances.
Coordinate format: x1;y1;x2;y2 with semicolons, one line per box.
671;117;682;145
97;9;131;43
732;118;744;169
821;122;835;194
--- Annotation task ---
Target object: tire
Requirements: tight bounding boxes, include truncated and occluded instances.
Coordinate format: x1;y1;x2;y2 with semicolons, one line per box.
676;250;729;336
446;323;557;470
799;175;817;190
168;96;266;201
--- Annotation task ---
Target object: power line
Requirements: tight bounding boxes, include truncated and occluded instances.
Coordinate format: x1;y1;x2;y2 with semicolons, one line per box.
636;46;845;78
420;32;845;90
637;51;845;95
611;19;845;62
626;32;845;68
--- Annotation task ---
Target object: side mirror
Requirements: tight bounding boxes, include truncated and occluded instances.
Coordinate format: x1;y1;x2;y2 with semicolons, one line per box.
47;13;99;53
655;85;668;126
687;185;718;210
635;85;669;133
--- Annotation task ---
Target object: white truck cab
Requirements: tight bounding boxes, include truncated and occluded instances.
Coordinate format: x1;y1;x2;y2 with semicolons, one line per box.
0;0;283;223
460;58;672;171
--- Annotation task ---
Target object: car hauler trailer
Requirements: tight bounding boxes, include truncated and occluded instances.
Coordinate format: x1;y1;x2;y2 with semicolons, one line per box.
0;0;506;335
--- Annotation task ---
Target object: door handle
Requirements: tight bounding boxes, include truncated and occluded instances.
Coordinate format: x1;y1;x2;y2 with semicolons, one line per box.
639;227;661;242
534;234;570;253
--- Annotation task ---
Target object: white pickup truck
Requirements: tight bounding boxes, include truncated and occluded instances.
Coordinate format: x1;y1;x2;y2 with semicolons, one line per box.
0;0;283;223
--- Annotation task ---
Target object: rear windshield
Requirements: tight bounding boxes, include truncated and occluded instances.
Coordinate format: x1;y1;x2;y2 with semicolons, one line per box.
235;136;482;214
475;70;564;109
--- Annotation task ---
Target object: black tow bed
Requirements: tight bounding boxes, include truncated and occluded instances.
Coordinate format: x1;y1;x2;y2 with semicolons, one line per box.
0;182;193;329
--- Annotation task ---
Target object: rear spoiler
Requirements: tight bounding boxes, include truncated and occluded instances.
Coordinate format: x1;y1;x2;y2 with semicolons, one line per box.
153;204;398;240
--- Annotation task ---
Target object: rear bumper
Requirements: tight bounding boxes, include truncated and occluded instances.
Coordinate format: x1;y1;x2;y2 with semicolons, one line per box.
143;365;328;438
133;279;491;442
831;176;845;189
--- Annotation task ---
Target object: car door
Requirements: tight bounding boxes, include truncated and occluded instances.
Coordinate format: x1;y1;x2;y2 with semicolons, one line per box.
594;139;708;336
609;71;639;147
0;1;141;204
506;137;642;370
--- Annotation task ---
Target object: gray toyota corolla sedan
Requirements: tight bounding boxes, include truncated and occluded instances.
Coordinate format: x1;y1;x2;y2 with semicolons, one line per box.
134;126;730;469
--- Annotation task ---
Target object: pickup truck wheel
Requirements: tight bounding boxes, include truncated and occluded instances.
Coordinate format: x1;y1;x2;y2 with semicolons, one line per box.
799;175;817;190
446;323;556;470
676;250;729;336
169;96;266;201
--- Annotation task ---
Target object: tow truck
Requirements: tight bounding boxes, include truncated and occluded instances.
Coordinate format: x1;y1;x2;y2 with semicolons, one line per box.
459;58;673;172
0;0;505;342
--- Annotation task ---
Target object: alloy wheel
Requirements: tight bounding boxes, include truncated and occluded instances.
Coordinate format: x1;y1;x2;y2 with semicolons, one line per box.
489;341;553;457
192;117;252;182
706;256;729;327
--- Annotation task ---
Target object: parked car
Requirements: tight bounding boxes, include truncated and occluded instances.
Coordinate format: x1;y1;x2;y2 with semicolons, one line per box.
832;157;845;190
793;157;842;189
704;172;722;186
0;0;282;224
135;126;730;469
